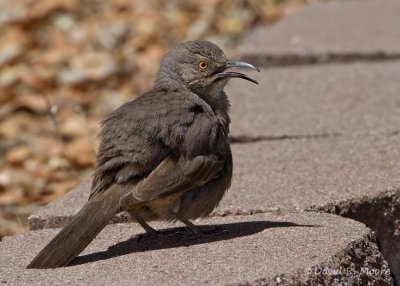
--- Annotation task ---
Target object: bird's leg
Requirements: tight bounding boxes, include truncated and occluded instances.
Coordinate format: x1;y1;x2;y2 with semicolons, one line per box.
172;211;227;236
131;213;158;235
170;212;203;235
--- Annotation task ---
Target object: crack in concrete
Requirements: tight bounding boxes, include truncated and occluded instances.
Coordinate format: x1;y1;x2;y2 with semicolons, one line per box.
239;52;400;68
230;130;400;144
229;133;337;144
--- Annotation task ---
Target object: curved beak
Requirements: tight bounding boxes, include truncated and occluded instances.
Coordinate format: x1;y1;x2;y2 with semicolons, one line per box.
216;60;260;85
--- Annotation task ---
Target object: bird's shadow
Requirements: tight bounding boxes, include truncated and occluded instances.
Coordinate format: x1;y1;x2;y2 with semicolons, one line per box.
70;220;318;266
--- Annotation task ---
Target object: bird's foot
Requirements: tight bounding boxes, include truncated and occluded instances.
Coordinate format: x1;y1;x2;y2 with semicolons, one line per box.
171;212;228;237
182;224;228;237
136;227;188;242
136;231;157;243
200;225;228;235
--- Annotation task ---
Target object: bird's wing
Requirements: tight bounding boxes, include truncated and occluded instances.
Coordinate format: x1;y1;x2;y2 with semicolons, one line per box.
128;154;224;203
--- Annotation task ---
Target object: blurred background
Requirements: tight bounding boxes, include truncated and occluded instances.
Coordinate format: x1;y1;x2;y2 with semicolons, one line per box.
0;0;311;239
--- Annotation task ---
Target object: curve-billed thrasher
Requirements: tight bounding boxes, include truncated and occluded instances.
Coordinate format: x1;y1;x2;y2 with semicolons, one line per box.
28;40;259;269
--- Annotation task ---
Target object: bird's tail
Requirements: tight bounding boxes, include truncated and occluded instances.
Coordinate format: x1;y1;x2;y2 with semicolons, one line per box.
27;186;128;269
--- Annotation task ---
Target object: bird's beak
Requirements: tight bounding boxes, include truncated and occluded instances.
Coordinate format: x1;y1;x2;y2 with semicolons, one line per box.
216;60;260;85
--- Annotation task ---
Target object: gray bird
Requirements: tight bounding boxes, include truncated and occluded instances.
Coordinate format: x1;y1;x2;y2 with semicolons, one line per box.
27;40;259;269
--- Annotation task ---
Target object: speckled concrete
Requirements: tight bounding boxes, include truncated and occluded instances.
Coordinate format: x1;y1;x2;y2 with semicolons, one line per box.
228;62;400;139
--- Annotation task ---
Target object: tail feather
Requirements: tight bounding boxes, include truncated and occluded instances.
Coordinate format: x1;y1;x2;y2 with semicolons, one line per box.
27;187;127;269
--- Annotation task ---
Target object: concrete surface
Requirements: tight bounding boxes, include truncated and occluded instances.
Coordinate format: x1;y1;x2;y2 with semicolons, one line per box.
228;62;400;139
29;134;400;226
2;213;393;285
226;135;400;213
236;0;400;66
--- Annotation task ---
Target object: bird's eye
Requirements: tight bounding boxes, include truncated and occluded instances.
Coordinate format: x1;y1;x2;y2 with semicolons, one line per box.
198;61;208;71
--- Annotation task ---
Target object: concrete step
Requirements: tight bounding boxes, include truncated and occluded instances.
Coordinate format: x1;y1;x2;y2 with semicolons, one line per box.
30;134;400;226
235;0;400;67
1;212;393;285
228;62;400;139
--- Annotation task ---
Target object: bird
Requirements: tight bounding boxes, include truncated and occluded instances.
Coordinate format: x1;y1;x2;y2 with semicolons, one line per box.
27;40;259;269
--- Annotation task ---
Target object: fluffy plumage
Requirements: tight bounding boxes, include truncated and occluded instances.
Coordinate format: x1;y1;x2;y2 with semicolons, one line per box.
28;40;258;269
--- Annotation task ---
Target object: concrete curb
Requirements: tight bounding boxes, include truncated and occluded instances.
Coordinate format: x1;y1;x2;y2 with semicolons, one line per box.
1;213;393;285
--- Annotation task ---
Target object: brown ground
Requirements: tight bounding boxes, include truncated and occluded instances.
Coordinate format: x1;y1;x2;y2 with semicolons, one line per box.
0;0;306;238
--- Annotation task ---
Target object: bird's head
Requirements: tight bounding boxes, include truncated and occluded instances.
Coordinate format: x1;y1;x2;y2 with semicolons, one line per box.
155;40;259;98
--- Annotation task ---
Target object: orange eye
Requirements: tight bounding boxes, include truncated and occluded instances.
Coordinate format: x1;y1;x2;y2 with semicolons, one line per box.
198;61;208;70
